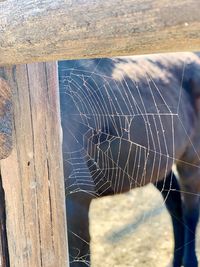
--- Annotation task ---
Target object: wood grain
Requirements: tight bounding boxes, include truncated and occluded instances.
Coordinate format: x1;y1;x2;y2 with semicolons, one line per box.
0;62;69;267
0;0;200;65
0;78;12;160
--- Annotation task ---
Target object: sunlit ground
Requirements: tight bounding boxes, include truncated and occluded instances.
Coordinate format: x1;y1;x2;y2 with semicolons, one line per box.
90;184;200;267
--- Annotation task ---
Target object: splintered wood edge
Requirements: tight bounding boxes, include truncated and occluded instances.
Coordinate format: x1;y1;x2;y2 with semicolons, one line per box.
0;78;12;159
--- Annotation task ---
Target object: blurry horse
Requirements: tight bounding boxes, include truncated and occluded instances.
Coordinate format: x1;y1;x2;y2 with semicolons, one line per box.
59;52;200;267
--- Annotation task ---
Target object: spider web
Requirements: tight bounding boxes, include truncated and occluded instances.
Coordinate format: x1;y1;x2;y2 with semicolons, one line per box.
58;52;200;266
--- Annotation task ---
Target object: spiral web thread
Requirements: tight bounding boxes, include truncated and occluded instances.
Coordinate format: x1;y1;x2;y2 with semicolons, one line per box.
59;53;200;266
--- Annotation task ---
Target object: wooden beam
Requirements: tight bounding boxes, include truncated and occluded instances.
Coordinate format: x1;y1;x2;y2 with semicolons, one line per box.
0;62;69;267
0;0;200;65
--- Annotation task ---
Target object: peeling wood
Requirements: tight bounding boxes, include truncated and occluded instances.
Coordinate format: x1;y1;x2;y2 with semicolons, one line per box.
0;0;200;65
0;78;12;160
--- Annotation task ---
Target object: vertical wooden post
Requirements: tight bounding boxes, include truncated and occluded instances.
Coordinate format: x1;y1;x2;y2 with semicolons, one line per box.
0;75;13;267
0;62;69;267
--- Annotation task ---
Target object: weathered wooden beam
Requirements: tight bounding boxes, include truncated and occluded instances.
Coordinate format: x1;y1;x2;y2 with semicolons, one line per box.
0;62;69;267
0;0;200;65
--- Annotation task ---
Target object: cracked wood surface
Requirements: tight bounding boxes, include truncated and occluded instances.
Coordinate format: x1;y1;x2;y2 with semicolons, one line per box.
0;62;68;267
0;0;200;65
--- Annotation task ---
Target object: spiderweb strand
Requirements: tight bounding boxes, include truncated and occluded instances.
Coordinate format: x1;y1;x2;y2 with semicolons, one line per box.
59;53;200;265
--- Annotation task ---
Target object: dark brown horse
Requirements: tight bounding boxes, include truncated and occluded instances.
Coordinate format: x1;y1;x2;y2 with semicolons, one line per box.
59;52;200;267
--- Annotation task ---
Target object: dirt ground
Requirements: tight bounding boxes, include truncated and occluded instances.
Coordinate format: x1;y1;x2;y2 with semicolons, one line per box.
90;184;200;267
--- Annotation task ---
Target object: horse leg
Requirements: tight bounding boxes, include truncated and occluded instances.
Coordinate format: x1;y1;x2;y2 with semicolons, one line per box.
177;165;200;267
66;192;93;267
154;172;184;267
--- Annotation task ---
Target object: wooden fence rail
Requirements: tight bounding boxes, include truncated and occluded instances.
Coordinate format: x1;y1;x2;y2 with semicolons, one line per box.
0;63;68;267
0;0;200;66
